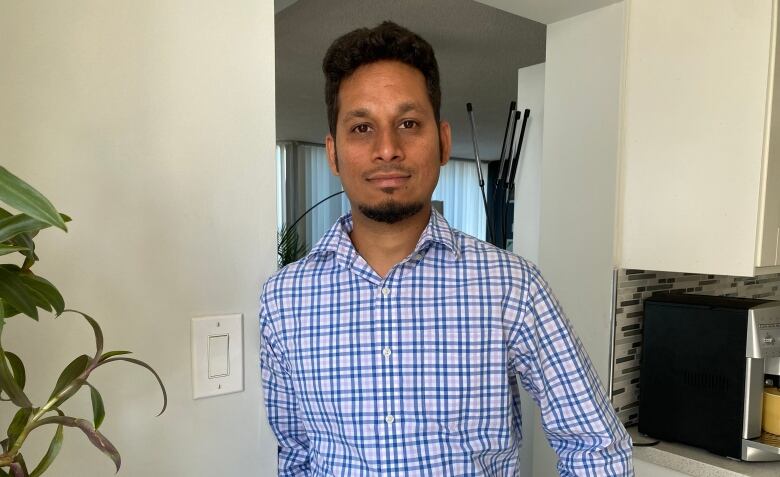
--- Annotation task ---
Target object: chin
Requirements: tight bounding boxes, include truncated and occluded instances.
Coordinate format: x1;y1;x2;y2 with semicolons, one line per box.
357;199;425;224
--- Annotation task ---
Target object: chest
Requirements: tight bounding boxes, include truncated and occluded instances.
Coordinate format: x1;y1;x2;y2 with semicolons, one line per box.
281;275;513;432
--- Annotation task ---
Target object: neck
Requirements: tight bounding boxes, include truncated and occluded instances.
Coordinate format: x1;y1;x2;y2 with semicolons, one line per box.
349;205;431;278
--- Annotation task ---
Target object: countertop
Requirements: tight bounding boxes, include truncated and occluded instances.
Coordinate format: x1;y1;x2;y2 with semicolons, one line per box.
629;427;780;477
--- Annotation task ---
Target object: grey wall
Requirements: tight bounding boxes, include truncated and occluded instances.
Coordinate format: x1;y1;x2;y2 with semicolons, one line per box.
1;1;278;475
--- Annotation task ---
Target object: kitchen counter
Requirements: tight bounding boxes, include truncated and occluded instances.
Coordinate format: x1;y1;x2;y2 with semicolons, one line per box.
629;427;780;477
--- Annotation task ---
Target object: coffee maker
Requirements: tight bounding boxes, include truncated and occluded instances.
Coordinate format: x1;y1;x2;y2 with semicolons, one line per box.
639;294;780;461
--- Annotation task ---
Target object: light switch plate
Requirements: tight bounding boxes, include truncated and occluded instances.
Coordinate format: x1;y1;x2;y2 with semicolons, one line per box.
191;314;243;399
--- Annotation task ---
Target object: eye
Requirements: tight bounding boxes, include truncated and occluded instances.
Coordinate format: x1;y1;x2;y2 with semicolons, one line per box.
400;120;418;129
351;123;371;134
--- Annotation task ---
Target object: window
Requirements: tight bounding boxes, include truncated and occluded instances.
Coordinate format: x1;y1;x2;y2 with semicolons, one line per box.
432;159;487;240
276;141;487;250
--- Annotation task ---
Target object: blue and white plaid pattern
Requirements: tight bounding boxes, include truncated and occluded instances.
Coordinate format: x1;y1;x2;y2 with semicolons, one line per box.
260;209;633;476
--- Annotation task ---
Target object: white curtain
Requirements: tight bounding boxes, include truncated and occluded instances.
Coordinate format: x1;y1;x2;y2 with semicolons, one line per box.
277;141;347;249
276;143;486;247
433;159;487;240
275;144;287;231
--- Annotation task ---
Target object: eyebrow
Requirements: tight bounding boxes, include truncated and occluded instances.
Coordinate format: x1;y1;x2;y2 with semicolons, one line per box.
342;108;370;121
396;101;421;115
341;102;423;122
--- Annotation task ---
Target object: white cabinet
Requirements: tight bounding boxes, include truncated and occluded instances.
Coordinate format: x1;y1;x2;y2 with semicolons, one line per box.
619;0;780;276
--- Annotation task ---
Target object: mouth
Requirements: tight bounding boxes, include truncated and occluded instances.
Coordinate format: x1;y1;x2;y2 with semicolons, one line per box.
366;173;411;189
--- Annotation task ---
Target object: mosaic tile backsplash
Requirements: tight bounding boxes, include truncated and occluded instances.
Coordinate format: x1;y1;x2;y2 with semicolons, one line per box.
611;269;780;426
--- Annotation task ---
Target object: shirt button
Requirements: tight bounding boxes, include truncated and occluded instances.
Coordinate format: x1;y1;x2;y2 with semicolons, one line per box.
385;414;395;424
414;253;423;260
381;287;390;297
382;346;392;358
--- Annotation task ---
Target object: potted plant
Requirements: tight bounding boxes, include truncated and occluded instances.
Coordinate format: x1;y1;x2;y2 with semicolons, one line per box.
0;166;166;476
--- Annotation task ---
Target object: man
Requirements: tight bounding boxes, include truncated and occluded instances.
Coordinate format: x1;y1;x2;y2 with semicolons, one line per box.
260;21;633;476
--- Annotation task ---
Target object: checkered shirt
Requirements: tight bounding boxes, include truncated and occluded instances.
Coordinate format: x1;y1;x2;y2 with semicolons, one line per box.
260;209;633;476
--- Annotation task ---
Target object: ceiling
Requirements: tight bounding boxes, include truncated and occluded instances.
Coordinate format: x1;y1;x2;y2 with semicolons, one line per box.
275;0;546;160
473;0;622;25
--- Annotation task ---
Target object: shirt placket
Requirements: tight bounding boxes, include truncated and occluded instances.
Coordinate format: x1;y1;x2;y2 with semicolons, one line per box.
376;252;427;476
376;267;400;475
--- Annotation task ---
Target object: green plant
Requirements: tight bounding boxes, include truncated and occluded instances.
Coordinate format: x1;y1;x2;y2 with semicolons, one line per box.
277;223;308;268
276;190;345;268
0;166;166;476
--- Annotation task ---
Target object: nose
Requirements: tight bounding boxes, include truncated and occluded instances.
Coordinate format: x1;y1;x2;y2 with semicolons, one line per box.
373;127;403;162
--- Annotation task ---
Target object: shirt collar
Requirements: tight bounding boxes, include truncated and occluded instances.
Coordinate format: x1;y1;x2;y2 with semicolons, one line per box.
413;207;461;259
308;207;461;265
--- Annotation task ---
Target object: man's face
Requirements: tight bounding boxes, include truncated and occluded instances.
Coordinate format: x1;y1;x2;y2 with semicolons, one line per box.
325;60;451;224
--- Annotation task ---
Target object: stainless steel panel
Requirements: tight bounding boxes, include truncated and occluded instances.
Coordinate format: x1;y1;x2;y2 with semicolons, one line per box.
747;303;780;359
744;358;765;439
767;357;780;376
742;433;780;461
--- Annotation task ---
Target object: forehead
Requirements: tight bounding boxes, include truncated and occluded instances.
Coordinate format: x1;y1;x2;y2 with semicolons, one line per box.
337;60;432;116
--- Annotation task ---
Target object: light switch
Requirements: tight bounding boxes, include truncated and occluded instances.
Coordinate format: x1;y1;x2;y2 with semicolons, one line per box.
208;334;229;378
191;314;243;399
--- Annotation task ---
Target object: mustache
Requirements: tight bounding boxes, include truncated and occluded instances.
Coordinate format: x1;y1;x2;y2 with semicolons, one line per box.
362;166;413;179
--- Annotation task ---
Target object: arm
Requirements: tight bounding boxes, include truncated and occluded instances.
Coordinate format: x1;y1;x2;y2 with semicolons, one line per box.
260;297;310;476
508;264;633;476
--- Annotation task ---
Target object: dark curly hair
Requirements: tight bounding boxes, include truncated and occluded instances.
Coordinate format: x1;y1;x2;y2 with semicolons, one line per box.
322;21;441;136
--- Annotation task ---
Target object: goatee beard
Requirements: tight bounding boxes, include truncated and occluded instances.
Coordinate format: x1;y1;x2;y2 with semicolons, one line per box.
358;200;424;224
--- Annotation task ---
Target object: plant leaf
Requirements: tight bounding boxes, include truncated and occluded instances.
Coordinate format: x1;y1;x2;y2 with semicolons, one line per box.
0;267;37;320
0;166;66;231
4;352;25;390
9;233;35;263
0;213;69;246
0;342;31;408
277;224;308;268
99;350;131;362
58;310;102;366
32;416;120;472
19;275;64;316
12;279;50;314
86;382;106;429
0;299;20;320
0;215;51;244
99;357;167;415
7;408;33;448
9;462;26;477
28;422;63;477
20;213;68;248
49;355;89;401
0;245;28;257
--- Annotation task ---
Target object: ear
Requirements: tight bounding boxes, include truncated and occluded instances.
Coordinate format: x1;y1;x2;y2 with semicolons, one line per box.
325;134;339;175
438;121;452;166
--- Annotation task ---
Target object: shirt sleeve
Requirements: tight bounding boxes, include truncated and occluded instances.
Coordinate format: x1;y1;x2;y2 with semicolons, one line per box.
260;295;310;476
508;264;634;476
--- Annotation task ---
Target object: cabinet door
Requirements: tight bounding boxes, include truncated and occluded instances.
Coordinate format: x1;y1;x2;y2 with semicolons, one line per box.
620;0;774;276
758;6;780;267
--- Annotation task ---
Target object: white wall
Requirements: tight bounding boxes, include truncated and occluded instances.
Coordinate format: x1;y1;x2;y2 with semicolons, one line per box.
514;63;546;264
512;62;546;477
1;2;278;476
534;3;626;475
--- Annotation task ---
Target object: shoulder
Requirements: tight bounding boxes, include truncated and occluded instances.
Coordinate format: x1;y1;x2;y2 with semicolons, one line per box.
259;252;334;316
451;230;555;314
454;230;544;283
